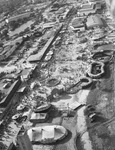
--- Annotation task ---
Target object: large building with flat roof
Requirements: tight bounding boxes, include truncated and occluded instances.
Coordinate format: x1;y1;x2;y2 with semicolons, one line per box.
86;14;104;29
6;12;32;23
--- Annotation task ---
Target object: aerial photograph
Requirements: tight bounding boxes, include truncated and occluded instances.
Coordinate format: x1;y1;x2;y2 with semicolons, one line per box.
0;0;115;150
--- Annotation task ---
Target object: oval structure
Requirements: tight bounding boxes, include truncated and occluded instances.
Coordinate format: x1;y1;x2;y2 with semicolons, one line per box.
92;51;113;63
35;102;51;113
12;113;21;120
46;77;61;87
80;77;93;89
87;61;105;79
27;125;68;144
17;104;25;111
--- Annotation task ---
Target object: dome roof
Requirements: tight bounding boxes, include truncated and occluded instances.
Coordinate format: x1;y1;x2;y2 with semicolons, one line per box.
27;125;67;143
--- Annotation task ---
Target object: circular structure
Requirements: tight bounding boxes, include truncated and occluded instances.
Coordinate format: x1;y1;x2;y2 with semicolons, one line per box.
87;61;105;79
12;113;22;120
71;17;84;29
79;37;87;44
27;125;68;144
46;77;61;87
80;77;93;89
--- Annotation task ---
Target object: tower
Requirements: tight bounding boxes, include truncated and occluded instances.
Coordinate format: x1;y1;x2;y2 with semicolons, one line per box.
17;126;33;150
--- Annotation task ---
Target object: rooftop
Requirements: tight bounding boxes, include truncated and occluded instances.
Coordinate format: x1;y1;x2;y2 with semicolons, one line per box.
7;12;32;23
86;15;104;28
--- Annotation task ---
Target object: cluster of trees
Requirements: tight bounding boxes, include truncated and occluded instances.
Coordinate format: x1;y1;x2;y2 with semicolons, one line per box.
0;0;25;14
0;28;9;40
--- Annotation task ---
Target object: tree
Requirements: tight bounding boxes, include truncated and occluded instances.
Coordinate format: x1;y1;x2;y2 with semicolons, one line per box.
0;0;24;14
0;42;3;47
25;41;31;49
2;28;8;38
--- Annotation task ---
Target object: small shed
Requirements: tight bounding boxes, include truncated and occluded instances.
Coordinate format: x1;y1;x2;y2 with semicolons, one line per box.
30;112;48;123
20;68;32;81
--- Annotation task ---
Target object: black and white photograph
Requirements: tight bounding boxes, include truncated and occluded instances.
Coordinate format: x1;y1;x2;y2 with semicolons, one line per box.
0;0;115;150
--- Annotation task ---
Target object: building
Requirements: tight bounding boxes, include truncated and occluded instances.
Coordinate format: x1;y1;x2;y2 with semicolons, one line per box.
0;80;21;107
30;112;48;123
86;15;104;29
6;12;32;23
27;0;48;4
0;44;17;61
0;79;21;107
78;2;102;16
20;68;33;82
17;126;33;150
80;3;94;11
28;24;63;63
0;37;24;61
0;78;21;124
